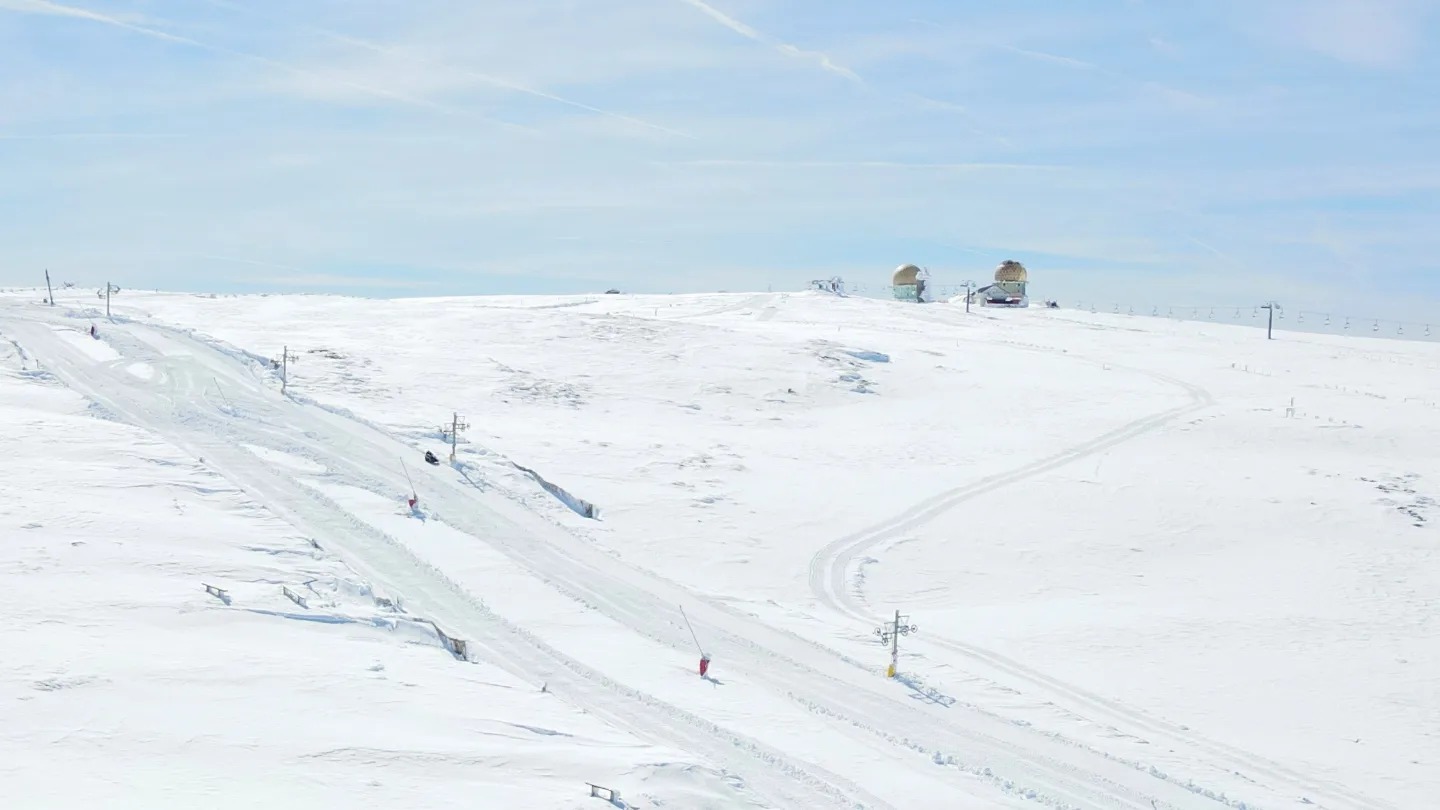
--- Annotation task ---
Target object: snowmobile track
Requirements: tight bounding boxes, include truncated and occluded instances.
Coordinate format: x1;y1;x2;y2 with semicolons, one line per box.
806;314;1397;810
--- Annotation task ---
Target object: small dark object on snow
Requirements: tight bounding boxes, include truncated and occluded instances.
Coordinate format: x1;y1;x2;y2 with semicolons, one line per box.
605;288;621;294
423;450;440;466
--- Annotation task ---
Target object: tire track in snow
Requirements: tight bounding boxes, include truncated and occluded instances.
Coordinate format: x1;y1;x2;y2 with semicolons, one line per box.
672;293;777;320
806;315;1397;810
917;634;1396;810
806;362;1212;620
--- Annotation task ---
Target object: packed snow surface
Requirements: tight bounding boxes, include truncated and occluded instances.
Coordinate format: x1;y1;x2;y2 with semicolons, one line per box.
2;288;1435;809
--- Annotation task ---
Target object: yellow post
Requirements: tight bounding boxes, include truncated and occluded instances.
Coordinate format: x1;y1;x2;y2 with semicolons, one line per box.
886;663;896;678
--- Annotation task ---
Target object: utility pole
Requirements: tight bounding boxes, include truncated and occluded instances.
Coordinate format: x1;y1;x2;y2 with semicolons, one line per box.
961;280;975;313
874;609;917;678
278;346;299;393
438;411;469;462
44;270;54;305
1261;301;1281;340
98;282;119;317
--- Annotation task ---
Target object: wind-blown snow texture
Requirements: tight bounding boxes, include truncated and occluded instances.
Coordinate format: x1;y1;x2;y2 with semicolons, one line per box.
2;288;1435;809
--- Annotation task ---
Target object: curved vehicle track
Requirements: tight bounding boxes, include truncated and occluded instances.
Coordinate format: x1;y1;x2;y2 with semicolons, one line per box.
805;309;1397;810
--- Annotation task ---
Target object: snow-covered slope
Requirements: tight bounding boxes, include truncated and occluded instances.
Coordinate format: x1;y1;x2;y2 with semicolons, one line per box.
3;288;1435;809
0;318;754;810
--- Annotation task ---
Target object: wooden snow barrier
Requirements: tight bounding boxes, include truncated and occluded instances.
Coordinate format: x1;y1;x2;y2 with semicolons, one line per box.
437;628;469;662
509;461;601;520
421;619;470;662
281;585;308;609
202;583;230;604
587;783;621;804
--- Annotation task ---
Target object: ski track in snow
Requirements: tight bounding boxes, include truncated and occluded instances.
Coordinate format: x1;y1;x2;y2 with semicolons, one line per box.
803;302;1399;810
1;294;1419;810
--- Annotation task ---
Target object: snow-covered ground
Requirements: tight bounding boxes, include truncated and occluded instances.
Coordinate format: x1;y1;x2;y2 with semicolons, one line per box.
0;313;750;810
2;287;1435;809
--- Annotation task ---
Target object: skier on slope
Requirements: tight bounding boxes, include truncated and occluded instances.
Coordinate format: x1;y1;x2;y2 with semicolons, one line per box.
424;450;440;465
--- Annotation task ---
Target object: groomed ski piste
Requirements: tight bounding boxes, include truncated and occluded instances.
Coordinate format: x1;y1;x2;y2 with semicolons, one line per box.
2;288;1435;809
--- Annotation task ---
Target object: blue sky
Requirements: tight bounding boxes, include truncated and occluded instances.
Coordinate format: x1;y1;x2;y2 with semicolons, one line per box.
1;0;1437;317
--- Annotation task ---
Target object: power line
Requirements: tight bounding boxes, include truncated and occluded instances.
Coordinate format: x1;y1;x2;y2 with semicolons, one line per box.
1067;300;1436;342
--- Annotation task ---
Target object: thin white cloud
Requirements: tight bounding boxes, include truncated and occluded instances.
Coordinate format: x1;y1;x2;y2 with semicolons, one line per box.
679;0;763;41
0;132;188;139
321;32;692;139
899;93;1015;147
0;0;519;127
239;273;441;290
199;0;691;139
1289;0;1427;68
1236;0;1430;68
1185;235;1244;269
669;0;1024;145
665;159;1063;172
1001;45;1104;72
201;256;439;289
0;0;192;42
999;43;1210;111
677;0;862;82
201;255;312;274
674;0;1014;144
1149;36;1180;57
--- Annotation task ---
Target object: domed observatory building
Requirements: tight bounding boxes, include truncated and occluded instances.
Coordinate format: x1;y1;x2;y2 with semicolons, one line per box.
973;260;1030;307
891;264;934;303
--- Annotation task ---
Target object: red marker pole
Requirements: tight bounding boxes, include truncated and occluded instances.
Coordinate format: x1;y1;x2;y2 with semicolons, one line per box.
400;458;418;510
680;605;709;677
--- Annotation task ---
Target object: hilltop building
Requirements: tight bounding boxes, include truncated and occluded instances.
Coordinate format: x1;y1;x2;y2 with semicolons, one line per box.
891;264;934;303
970;260;1030;308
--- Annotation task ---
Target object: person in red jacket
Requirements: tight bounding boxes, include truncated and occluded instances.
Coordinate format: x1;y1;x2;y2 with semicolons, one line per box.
699;655;710;678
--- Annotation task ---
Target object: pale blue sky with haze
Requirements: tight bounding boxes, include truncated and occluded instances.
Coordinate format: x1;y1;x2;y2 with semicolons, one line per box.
1;0;1437;319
